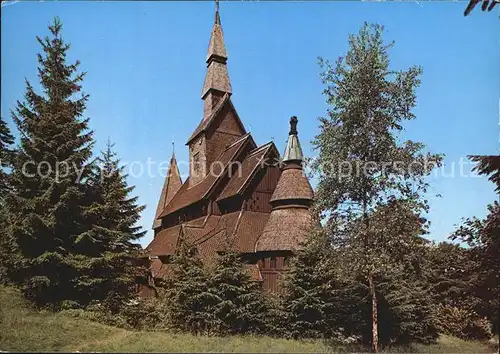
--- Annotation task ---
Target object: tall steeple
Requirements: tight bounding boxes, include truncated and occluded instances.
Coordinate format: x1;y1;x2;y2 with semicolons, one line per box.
152;150;182;231
202;0;232;120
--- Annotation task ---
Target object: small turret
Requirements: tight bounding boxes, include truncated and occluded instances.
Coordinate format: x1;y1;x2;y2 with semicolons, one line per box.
255;116;314;252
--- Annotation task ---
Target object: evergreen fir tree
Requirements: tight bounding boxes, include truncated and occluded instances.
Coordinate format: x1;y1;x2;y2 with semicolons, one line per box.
209;247;269;335
75;139;146;308
0;116;15;282
281;228;348;339
0;116;15;197
374;274;438;346
426;242;479;309
165;239;215;335
7;17;94;306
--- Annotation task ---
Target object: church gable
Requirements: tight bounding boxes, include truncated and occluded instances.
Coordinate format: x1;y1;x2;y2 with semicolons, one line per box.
205;100;246;168
216;142;279;202
208;99;245;137
160;133;254;218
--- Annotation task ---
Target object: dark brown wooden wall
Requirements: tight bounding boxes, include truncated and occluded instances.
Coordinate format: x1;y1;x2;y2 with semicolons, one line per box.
247;166;280;213
257;252;291;293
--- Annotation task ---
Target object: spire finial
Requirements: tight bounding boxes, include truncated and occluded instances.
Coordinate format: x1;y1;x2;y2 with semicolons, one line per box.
215;0;221;24
289;116;298;136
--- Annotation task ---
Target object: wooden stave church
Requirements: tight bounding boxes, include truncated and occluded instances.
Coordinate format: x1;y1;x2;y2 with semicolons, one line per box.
141;4;314;295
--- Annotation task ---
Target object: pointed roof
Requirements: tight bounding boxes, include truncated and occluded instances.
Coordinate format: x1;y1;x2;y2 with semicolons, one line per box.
270;116;313;205
152;152;182;229
283;116;304;162
201;2;231;99
187;93;246;145
161;134;256;217
255;116;314;252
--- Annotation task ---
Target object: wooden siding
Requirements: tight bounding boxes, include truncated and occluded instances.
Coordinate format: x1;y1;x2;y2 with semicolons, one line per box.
246;166;281;213
162;200;209;228
257;251;292;293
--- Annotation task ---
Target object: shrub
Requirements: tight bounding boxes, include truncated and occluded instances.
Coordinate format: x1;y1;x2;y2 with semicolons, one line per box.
434;304;493;340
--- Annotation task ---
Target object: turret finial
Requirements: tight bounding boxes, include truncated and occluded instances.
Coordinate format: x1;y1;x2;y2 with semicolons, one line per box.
289;116;298;136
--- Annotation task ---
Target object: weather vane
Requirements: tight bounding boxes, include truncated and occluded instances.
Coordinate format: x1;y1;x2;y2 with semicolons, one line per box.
215;0;219;13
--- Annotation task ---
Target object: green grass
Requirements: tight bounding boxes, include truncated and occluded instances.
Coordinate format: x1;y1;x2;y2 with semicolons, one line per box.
0;286;494;353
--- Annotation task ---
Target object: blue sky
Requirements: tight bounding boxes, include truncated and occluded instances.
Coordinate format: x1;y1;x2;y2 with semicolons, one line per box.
1;1;498;247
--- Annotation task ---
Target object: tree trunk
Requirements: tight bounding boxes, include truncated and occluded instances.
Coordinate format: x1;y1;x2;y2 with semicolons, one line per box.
368;274;378;353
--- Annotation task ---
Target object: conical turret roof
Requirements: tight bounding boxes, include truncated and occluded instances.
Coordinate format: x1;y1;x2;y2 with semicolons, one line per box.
269;116;313;205
255;116;314;252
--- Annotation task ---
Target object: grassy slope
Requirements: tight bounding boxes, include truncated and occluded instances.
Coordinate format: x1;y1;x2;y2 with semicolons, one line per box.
0;286;494;353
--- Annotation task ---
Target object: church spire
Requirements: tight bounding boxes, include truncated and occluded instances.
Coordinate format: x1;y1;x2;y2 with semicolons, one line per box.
202;0;232;119
152;150;182;230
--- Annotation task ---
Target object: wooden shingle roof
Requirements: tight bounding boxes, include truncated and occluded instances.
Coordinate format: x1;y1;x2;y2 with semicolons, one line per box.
187;95;245;144
255;208;313;252
152;153;182;229
269;167;314;204
160;134;254;217
146;225;182;256
217;142;277;201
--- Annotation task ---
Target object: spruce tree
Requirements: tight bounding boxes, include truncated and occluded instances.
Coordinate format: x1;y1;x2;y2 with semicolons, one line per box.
209;248;268;335
312;23;442;351
165;240;215;334
7;17;94;306
280;229;348;339
0;116;15;282
374;273;438;346
76;139;146;308
426;242;479;309
0;116;14;197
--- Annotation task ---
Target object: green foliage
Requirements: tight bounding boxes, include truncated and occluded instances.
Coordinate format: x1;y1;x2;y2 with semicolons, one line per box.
469;155;500;192
312;22;442;350
450;201;499;334
209;249;269;335
374;276;438;346
75;139;147;306
5;18;145;310
426;242;480;309
2;285;492;353
280;229;347;339
164;241;216;335
434;304;492;341
0;116;15;283
6;17;94;306
0;116;15;196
